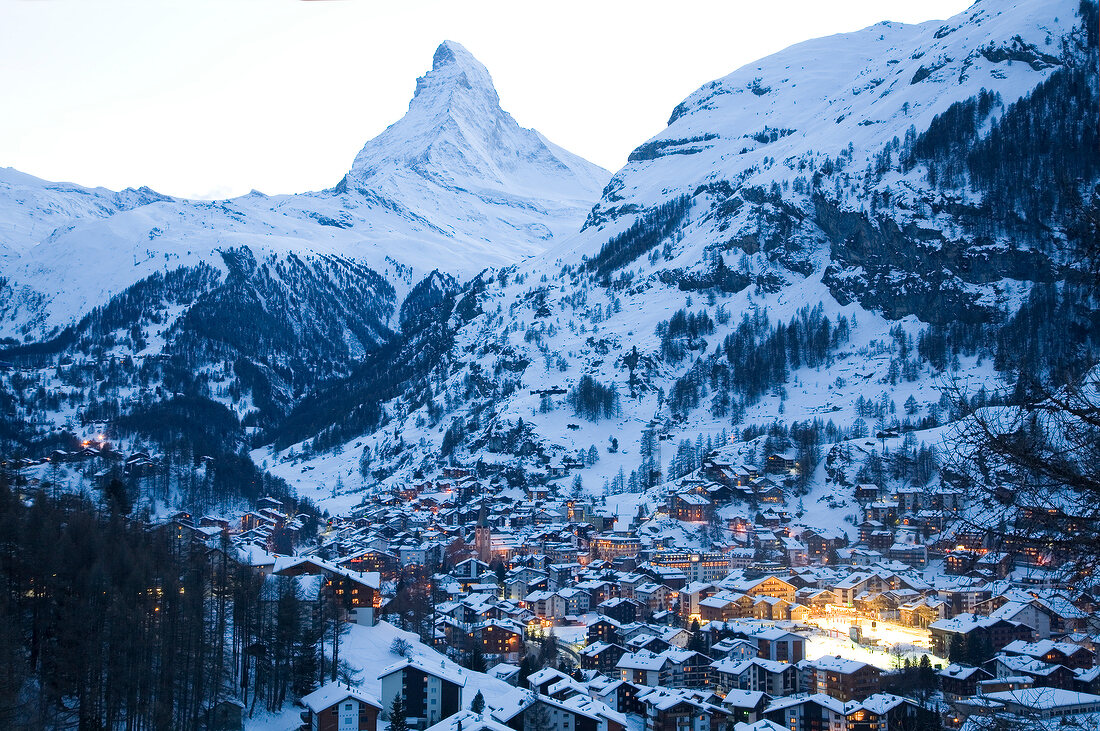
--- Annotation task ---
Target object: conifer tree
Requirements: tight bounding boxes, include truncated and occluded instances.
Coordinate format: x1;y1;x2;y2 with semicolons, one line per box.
389;694;408;731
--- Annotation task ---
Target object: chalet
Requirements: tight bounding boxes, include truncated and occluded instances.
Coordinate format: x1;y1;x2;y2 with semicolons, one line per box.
342;550;401;580
800;655;880;701
557;586;591;615
800;529;848;563
938;664;994;700
991;653;1077;690
617;651;671;687
539;693;628;731
757;485;785;504
378;657;465;728
1076;666;1100;695
764;694;846;731
634;583;673;614
979;687;1100;721
727;575;796;604
765;453;797;474
590;678;644;716
720;689;768;725
639;689;728;731
898;598;944;628
274;556;381;625
580;641;627;673
751;628;805;664
598;598;641;624
208;699;244;731
528;667;581;698
781;537;807;567
488;663;520;686
699;593;751;623
424;711;514;731
626;633;670;654
854;484;881;504
752;596;790;621
478;619;526;662
843;694;936;731
929;614;1034;659
711;658;798;697
588;617;624;645
662;649;713;689
708;638;758;662
299;682;381;731
1001;639;1095;670
944;549;981;575
673;493;712;522
974;551;1014;579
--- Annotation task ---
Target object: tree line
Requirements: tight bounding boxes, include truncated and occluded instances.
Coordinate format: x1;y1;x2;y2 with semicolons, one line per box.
0;484;339;730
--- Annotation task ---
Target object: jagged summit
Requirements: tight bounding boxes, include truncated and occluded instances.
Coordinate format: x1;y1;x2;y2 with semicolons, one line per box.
346;40;608;200
412;40;500;108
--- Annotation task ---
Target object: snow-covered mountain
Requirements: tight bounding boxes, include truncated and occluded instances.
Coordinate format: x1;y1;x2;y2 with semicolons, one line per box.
259;0;1098;512
343;41;608;224
0;40;608;342
1;0;1097;520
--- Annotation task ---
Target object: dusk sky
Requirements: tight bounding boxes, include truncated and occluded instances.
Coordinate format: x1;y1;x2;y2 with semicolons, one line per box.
1;0;972;199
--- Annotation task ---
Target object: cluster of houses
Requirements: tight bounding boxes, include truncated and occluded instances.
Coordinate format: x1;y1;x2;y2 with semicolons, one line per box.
151;460;1099;731
294;623;1100;731
5;438;170;482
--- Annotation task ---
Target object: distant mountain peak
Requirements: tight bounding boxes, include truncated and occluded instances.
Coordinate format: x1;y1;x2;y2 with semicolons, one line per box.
345;39;608;205
411;40;499;108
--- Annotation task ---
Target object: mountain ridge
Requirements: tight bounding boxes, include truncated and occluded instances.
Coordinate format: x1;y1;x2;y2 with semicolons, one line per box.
0;41;609;342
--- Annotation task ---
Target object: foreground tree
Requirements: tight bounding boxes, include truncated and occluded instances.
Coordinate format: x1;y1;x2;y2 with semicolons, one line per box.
944;181;1100;577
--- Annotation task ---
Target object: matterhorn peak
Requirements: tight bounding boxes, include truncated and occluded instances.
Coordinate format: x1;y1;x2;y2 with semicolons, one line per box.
345;40;608;200
404;40;502;125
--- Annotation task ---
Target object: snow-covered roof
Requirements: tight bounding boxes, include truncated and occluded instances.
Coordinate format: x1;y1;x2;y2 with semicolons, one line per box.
425;710;515;731
982;687;1100;710
377;656;468;686
616;652;668;671
300;682;381;713
807;655;870;674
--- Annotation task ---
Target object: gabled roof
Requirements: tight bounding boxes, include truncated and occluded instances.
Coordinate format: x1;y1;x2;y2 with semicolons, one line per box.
807;655;871;674
938;663;990;680
300;682;381;713
929;612;1031;634
764;693;845;715
426;710;515;731
982;687;1100;710
616;651;669;671
851;693;912;716
721;689;767;708
377;656;467;686
1002;639;1092;659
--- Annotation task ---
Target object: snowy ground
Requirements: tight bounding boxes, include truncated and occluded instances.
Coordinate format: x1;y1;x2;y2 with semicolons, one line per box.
805;630;943;671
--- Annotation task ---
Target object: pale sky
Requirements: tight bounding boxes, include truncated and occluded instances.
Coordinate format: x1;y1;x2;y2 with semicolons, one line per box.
0;0;973;200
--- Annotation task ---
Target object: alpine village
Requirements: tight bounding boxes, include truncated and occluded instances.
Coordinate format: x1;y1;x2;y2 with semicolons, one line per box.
0;1;1099;731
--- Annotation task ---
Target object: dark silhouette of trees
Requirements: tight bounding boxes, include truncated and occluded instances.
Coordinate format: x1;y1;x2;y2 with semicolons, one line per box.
0;486;328;729
587;196;691;277
567;376;619;422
